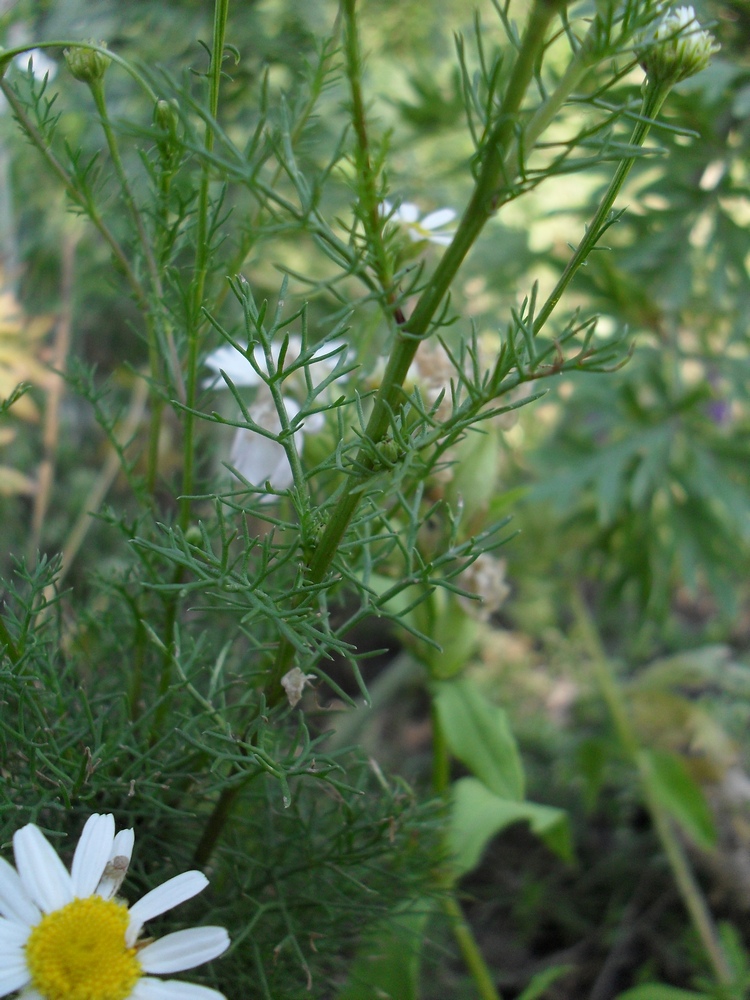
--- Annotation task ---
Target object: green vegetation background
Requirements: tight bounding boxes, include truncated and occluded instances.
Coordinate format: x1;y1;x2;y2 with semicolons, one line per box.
1;1;749;998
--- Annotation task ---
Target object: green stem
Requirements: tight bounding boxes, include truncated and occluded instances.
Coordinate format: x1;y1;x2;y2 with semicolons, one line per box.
262;0;563;709
0;79;145;308
431;700;451;797
0;615;19;664
304;0;561;584
193;781;244;867
180;0;231;531
442;895;504;1000
89;81;163;303
433;706;504;1000
88;80;184;492
341;0;393;296
153;0;231;745
533;78;671;333
0;42;158;102
572;591;733;986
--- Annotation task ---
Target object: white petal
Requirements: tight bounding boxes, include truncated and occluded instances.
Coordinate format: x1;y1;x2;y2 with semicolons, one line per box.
111;828;135;861
426;232;454;246
202;345;260;388
13;825;73;913
0;921;30;996
139;928;230;974
298;410;324;433
420;208;456;230
0;858;40;926
126;872;208;947
0;915;31;949
71;814;115;897
17;991;44;1000
395;202;420;223
131;978;227;1000
229;428;292;491
96;829;135;900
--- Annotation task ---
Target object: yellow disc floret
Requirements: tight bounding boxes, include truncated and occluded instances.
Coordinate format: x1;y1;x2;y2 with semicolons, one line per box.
24;895;141;1000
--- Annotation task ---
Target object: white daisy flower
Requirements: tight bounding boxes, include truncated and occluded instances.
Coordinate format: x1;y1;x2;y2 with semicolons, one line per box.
204;335;345;493
0;813;230;1000
381;200;457;246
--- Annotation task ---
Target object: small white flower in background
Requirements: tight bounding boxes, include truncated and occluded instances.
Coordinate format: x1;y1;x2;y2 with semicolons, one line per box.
381;200;457;246
204;336;345;494
6;26;58;82
13;49;58;81
638;6;719;85
0;813;229;1000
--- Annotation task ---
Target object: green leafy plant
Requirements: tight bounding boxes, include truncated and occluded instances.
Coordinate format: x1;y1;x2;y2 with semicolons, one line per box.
0;0;733;997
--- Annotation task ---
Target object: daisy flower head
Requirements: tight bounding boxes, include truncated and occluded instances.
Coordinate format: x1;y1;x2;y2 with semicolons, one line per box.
0;813;230;1000
381;200;457;247
638;6;719;85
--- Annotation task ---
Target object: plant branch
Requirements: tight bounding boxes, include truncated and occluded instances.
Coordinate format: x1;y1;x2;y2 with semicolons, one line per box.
0;79;146;309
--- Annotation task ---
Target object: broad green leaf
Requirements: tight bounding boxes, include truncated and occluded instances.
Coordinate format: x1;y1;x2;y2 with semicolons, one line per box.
616;986;709;1000
432;676;524;800
640;748;716;851
428;612;481;680
336;901;435;1000
449;777;573;876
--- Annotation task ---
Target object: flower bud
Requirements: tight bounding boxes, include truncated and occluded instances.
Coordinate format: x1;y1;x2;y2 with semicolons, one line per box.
184;524;203;546
638;6;719;86
65;43;111;85
154;99;179;136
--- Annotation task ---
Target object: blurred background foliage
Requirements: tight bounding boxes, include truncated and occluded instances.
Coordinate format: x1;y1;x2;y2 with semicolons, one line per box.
1;0;749;997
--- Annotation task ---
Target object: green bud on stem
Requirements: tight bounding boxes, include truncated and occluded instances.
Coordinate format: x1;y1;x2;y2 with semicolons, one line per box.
637;5;719;86
65;43;111;85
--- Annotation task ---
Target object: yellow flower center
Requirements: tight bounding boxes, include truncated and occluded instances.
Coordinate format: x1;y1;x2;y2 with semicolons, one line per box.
24;895;141;1000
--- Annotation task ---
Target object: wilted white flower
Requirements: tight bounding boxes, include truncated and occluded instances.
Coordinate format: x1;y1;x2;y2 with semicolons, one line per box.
456;554;510;621
204;336;345;493
281;667;316;708
638;6;719;85
0;813;229;1000
381;200;457;246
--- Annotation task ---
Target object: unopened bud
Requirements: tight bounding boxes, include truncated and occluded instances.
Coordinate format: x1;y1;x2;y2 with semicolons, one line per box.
65;43;111;85
154;99;179;136
638;6;719;86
